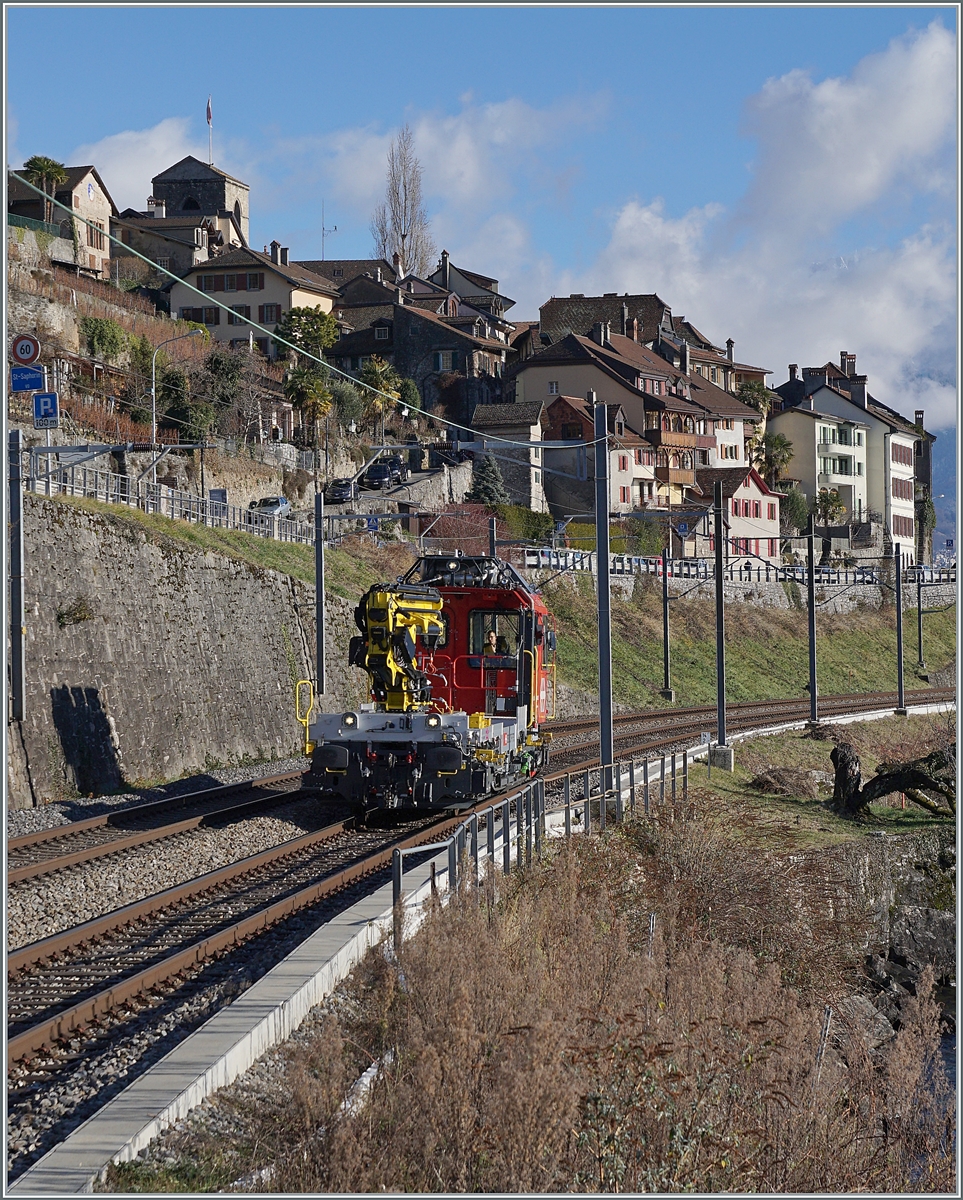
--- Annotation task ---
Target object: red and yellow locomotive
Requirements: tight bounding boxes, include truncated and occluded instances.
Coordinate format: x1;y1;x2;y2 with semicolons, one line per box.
308;553;556;811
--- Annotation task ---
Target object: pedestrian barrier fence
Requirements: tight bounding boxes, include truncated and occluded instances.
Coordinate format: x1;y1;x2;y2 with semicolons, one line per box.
391;751;692;947
522;547;955;588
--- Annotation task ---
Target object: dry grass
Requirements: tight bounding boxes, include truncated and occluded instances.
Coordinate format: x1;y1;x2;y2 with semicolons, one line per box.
218;802;953;1194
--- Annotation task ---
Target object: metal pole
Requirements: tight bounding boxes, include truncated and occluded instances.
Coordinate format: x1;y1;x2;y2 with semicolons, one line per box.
895;543;906;714
661;545;672;699
392;848;403;948
643;758;650;815
713;481;727;746
489;515;497;558
151;346;159;485
8;431;26;721
502;799;511;874
564;774;572;838
917;570;925;671
806;512;818;725
315;491;326;695
593;392;614;809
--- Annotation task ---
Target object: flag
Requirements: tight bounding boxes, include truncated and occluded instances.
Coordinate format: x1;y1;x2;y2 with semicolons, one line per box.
206;95;213;126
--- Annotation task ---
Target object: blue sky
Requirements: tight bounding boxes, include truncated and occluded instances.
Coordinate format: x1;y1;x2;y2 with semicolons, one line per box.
5;4;958;539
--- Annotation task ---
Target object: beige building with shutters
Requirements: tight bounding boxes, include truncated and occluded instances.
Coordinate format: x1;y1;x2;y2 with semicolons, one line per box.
169;242;338;358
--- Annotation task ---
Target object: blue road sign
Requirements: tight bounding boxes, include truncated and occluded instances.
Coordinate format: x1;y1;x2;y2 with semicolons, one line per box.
946;539;954;549
676;521;689;536
33;392;60;430
10;366;44;392
366;516;379;531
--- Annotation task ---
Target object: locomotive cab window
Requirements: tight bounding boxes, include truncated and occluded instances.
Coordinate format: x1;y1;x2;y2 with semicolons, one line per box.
471;611;520;657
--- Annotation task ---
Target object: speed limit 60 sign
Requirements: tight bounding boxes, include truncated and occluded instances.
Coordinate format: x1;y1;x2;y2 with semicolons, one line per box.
12;335;41;365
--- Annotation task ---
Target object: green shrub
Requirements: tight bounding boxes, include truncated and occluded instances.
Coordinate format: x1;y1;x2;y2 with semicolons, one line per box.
78;316;127;361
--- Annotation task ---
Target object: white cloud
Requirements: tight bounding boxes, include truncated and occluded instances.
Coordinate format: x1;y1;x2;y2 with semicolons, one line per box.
568;21;958;432
69;118;209;211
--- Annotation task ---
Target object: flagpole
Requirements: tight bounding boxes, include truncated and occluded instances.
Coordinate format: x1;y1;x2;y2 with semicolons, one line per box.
207;95;213;165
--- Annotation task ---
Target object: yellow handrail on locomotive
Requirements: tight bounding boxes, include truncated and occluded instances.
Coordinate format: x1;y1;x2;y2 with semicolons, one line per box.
524;649;537;729
295;679;315;754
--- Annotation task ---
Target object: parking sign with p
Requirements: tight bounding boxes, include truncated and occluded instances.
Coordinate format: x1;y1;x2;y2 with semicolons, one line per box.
33;392;60;430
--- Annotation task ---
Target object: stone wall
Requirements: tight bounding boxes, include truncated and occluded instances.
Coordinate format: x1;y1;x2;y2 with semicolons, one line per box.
6;495;367;808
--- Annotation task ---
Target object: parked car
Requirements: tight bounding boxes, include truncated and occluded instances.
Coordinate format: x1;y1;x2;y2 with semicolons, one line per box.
384;454;411;483
361;461;394;490
247;496;292;520
323;477;359;504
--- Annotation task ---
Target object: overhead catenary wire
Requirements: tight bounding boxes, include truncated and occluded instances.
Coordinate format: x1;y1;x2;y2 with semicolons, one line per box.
9;173;607;461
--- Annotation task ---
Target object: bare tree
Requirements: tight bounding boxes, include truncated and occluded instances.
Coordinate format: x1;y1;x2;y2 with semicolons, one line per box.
370;124;436;278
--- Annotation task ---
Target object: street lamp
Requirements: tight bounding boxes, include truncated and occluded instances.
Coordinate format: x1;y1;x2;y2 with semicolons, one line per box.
151;329;204;483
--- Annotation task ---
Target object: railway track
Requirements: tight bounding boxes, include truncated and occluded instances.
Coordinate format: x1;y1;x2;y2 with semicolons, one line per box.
6;771;307;885
547;687;955;771
7;686;951;1069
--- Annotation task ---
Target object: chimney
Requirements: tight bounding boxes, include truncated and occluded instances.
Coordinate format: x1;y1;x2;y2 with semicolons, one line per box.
846;374;868;408
270;240;281;264
441;249;450;289
840;351;857;376
803;366;828;396
621;302;629;336
915;409;924;428
280;247;289;266
591;320;604;345
392;251;401;276
397;287;404;304
789;364;798;380
726;338;734;361
146;196;165;219
375;266;382;283
680;339;690;375
628;316;639;342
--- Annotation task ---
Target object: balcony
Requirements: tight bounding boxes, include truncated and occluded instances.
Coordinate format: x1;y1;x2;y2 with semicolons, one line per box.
645;429;697;450
655;466;696;486
695;434;715;449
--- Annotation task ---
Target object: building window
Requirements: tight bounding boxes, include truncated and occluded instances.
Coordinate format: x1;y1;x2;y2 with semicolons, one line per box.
259;303;281;323
891;442;914;466
618;454;628;472
548;381;559;394
228;305;251;324
247;272;263;290
562;423;582;440
86;221;105;250
619;487;630;504
202;307;220;326
156;257;170;270
768;538;778;556
375;326;389;340
722;444;739;460
753;501;761;518
767;502;776;521
710;367;717;383
855;431;863;445
434;351;458;371
892;478;914;501
534;471;540;483
198;274;215;292
224;274;237;292
893;515;915;538
332;268;343;277
732;500;739;517
254;337;270;356
857;462;864;475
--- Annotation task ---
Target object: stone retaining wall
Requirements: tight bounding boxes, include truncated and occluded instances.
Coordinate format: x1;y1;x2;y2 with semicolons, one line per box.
6;495;366;808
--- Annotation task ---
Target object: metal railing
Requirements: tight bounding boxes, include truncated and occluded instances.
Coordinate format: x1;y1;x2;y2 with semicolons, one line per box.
523;548;956;588
391;751;692;947
23;459;316;545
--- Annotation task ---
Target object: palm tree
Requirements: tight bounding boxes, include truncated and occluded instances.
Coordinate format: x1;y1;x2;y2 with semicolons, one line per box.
752;432;794;488
359;355;402;441
284;365;332;450
22;155;68;224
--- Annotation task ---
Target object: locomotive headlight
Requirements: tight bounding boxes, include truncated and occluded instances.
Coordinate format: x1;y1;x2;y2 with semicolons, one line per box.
426;714;441;728
342;712;358;727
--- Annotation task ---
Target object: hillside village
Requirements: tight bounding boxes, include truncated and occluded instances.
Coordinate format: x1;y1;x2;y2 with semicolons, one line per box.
8;152;937;566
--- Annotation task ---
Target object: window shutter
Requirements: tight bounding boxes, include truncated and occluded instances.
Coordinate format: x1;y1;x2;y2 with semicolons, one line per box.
213;308;220;326
451;351;459;370
258;273;264;290
213;275;224;291
258;305;265;323
237;275;246;291
193;307;203;322
433;352;441;371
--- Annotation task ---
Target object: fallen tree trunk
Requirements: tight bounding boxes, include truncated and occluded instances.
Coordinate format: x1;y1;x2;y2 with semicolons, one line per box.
829;742;956;819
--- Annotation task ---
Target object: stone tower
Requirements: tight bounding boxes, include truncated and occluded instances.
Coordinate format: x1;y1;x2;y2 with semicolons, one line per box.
150;155;250;244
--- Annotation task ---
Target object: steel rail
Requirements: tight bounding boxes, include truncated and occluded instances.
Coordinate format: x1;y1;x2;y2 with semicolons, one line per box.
6;802;494;1066
6;783;314;887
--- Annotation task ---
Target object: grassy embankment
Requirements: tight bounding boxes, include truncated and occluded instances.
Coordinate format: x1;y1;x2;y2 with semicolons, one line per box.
545;570;955;708
47;493;954;706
